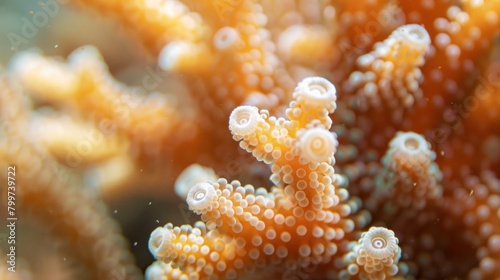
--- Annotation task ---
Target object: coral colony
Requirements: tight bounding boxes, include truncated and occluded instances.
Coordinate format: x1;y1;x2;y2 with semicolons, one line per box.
148;77;404;279
1;0;500;279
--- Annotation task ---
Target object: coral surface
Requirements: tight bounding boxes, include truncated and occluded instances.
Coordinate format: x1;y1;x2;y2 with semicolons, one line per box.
0;0;499;279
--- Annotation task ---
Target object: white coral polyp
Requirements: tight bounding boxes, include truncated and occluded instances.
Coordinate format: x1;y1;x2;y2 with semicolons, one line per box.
293;77;337;112
187;182;218;214
297;128;337;163
397;24;431;49
174;164;216;199
360;227;399;260
229;106;262;138
148;227;175;258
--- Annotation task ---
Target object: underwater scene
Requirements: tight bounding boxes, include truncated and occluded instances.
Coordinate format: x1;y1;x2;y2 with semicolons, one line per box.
0;0;500;279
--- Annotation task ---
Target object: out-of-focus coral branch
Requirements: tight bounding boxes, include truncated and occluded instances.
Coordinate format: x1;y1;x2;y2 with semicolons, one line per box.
0;74;142;280
1;0;500;279
67;0;211;55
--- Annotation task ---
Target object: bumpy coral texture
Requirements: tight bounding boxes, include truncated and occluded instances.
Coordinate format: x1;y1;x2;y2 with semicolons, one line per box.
1;0;500;279
148;77;403;279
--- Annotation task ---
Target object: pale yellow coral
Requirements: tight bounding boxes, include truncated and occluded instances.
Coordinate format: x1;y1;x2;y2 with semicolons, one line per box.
344;24;431;113
31;112;130;166
278;24;333;65
147;77;373;279
70;0;211;54
2;1;500;279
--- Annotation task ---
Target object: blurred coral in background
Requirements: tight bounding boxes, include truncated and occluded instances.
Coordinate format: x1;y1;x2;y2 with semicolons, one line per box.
0;0;499;279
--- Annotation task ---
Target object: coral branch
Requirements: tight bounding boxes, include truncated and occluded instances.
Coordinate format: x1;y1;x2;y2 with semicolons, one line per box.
0;75;141;279
147;77;395;279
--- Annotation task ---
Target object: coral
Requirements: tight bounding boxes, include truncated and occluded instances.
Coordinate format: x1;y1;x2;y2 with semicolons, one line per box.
373;131;442;211
175;164;218;199
343;24;431;115
1;0;500;279
147;77;401;279
341;227;402;280
0;75;141;279
9;45;202;198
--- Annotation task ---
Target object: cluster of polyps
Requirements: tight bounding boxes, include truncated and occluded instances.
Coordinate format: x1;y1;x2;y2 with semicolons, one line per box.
147;77;401;279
